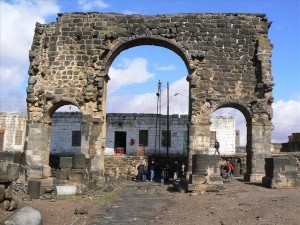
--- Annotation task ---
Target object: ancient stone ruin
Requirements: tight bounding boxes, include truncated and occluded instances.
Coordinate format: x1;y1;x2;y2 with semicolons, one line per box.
26;12;275;185
0;152;20;211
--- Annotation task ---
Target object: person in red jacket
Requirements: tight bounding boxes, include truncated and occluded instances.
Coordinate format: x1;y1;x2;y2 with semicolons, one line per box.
226;160;234;179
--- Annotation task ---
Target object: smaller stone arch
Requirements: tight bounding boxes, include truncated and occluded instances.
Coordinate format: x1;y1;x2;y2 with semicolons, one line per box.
45;100;81;124
213;101;252;125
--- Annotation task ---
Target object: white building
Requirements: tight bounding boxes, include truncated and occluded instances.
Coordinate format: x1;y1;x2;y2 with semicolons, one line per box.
0;113;27;152
209;116;236;155
0;113;238;156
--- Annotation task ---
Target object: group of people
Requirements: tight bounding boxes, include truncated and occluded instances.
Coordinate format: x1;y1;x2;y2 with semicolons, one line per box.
220;159;235;179
136;159;186;183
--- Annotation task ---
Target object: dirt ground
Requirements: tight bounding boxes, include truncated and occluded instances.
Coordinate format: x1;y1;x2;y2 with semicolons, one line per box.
1;179;300;225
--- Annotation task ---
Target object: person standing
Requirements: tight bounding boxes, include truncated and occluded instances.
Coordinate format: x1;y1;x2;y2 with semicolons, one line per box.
137;161;144;182
214;139;220;155
226;160;234;179
142;159;148;182
173;161;179;180
181;162;186;178
149;159;155;182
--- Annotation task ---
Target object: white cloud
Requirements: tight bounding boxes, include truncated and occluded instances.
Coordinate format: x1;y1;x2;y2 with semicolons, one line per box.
0;66;26;93
160;77;189;115
0;0;59;112
0;0;59;66
156;64;176;71
78;0;108;10
107;76;189;115
272;99;300;143
108;58;155;93
122;9;140;15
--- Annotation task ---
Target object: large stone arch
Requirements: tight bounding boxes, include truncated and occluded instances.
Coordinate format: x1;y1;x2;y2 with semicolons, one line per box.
103;36;192;75
26;13;273;182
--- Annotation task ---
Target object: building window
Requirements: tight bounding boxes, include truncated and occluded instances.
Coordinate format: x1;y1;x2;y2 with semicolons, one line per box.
139;130;148;146
14;130;22;145
72;130;81;146
162;130;171;147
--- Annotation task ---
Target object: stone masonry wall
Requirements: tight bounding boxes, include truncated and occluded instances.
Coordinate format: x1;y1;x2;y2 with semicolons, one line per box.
26;12;273;180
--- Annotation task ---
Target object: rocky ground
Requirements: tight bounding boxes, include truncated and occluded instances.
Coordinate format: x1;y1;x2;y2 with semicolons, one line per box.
1;178;300;225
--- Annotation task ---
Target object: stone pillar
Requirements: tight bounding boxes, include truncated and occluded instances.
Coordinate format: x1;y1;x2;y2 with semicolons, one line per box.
244;122;272;182
25;122;51;179
81;115;105;177
188;154;223;191
188;120;211;172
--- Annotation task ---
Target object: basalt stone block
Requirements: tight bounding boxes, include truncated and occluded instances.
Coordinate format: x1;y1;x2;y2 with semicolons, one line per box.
73;153;86;169
59;157;73;169
68;170;86;181
0;163;20;183
27;180;41;199
0;184;5;202
263;157;298;188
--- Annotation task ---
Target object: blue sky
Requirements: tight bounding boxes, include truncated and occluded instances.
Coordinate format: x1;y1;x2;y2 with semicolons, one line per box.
0;0;299;144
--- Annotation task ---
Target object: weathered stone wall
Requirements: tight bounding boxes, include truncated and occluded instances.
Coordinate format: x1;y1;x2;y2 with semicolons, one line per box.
0;152;20;211
262;157;298;188
27;12;273;181
104;156;147;179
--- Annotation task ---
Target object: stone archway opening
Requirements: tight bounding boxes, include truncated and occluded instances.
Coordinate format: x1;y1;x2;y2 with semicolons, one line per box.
212;106;248;177
106;44;189;157
50;104;82;169
26;13;273;183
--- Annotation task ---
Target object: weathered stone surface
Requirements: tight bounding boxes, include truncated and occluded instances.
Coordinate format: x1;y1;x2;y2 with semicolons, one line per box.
3;206;42;225
262;157;298;188
0;185;4;202
59;157;73;169
25;13;273;182
74;205;88;214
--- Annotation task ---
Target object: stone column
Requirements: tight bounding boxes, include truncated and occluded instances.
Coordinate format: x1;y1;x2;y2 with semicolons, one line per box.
81;115;105;177
244;121;272;182
25;122;51;179
188;120;211;172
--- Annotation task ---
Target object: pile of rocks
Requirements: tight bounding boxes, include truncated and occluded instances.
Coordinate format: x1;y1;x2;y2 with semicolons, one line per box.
0;160;20;211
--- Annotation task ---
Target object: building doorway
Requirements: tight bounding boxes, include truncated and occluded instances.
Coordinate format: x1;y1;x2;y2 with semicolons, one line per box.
115;131;127;153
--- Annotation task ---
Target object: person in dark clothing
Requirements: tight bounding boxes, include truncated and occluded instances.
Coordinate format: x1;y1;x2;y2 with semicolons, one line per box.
137;161;144;182
214;139;220;155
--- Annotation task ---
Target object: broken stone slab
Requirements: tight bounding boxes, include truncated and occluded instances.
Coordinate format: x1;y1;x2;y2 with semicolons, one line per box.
72;153;86;169
0;163;20;183
55;185;77;195
3;206;42;225
59;157;73;169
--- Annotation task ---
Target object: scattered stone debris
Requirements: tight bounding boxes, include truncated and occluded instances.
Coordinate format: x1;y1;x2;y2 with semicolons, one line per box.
74;205;88;214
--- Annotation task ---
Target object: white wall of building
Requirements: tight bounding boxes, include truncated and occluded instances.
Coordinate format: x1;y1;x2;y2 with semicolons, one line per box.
0;113;27;152
0;113;237;156
50;112;82;154
210;116;236;155
106;113;188;155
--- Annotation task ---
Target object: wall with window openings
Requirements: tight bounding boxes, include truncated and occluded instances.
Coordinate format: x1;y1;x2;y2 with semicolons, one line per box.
50;112;82;154
105;113;189;155
0;113;27;152
0;112;238;156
